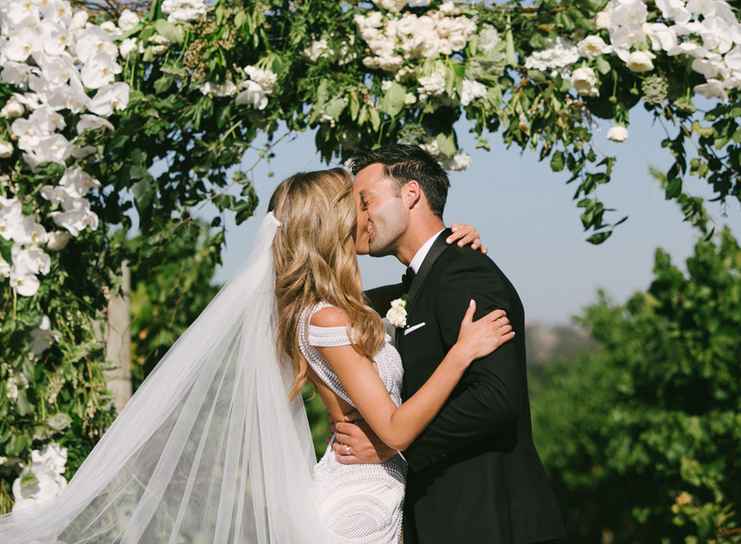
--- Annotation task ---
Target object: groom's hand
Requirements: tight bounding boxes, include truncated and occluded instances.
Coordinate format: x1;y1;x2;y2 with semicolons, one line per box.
333;420;397;464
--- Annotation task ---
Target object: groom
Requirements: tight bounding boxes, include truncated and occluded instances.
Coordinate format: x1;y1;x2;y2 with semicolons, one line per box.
336;144;565;543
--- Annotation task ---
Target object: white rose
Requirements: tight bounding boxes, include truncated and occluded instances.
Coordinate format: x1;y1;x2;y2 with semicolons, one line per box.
418;71;446;97
694;79;728;100
571;67;600;96
162;0;209;23
0;141;13;158
478;25;500;52
118;9;140;32
304;39;329;62
625;50;655;72
444;152;472;171
9;271;40;297
643;23;678;52
578;36;613;59
607;125;629;142
0;97;25;119
47;231;71;251
460;79;487;106
386;298;408;328
5;376;18;400
235;80;269;110
12;464;67;513
119;38;139;59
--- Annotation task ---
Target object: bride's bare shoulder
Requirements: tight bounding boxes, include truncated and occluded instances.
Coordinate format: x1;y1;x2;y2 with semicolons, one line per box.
309;305;350;328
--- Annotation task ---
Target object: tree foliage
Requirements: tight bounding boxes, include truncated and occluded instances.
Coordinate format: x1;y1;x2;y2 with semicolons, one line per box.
531;227;740;543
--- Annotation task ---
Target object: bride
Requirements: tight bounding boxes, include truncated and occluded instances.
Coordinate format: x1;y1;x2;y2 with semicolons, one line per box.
0;168;512;543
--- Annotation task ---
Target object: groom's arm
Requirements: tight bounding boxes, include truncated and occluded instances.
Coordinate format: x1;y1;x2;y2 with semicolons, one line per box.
402;254;522;472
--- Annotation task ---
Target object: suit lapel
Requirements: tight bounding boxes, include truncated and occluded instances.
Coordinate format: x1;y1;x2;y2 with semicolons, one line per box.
405;228;452;311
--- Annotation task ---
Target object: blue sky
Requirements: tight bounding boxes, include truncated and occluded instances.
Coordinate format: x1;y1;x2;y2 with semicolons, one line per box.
204;108;740;324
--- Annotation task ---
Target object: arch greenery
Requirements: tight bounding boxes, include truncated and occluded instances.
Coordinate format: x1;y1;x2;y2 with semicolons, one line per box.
0;0;738;523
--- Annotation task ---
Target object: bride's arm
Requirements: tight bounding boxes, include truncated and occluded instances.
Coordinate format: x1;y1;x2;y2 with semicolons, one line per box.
312;302;512;452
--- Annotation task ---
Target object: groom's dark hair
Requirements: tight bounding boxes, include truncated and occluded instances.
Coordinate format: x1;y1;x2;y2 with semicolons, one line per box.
348;144;450;218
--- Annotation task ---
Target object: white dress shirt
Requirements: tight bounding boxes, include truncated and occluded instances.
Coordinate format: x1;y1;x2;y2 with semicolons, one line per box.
409;228;445;273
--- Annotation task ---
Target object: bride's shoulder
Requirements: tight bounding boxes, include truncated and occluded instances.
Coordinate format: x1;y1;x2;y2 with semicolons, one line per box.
309;304;350;329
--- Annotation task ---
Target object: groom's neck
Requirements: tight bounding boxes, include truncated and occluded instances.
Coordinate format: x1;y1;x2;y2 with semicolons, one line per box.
396;215;445;266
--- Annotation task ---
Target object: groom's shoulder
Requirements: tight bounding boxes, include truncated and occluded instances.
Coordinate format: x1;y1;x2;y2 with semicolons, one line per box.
436;243;501;277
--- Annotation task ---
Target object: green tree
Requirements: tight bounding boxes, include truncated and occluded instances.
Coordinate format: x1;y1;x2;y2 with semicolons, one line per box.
531;228;741;543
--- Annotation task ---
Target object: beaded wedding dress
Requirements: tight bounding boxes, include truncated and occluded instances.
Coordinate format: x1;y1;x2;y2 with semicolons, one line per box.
298;302;407;543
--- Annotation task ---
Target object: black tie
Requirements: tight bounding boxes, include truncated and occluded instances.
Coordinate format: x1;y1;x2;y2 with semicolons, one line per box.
401;266;416;293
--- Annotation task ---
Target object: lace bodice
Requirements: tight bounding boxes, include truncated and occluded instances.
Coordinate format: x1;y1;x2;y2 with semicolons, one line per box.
297;301;404;409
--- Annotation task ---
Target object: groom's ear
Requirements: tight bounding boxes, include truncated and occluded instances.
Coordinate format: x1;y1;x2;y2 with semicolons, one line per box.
402;179;423;210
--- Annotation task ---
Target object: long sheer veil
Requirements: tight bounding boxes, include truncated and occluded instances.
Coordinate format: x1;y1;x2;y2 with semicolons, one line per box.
0;212;329;543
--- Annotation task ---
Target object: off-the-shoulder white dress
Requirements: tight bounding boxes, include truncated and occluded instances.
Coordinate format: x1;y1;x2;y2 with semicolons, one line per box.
297;301;407;543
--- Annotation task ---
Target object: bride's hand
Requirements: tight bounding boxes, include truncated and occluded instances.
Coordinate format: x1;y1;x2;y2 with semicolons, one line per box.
454;300;514;364
447;224;487;254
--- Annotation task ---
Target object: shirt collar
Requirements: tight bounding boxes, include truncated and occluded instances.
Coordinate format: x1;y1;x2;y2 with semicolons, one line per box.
409;228;445;274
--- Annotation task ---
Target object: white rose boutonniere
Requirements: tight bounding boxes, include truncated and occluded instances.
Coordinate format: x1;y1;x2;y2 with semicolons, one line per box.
386;297;408;328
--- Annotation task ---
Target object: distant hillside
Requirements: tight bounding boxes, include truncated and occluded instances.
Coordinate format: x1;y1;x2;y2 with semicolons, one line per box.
525;322;597;366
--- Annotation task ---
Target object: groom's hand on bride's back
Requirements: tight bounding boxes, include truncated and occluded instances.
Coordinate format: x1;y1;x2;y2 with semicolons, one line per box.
332;419;397;465
447;224;488;254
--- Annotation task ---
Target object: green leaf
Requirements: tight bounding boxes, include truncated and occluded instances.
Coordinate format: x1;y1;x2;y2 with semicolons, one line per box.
587;231;612;244
369;107;381;132
435;132;456;158
324;97;348;121
160;65;188;78
155;20;184;43
154;76;173;95
550;151;565;172
379;82;407;117
595;57;611;75
505;28;516;66
666;177;682;199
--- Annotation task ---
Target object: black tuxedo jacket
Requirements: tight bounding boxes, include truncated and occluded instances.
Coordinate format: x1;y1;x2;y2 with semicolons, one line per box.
365;229;565;544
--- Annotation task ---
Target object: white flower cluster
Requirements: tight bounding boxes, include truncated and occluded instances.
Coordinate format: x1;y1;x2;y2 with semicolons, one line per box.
460;78;487;106
199;65;278;110
524;37;581;76
373;0;432;13
235;66;277;110
162;0;210;23
595;0;741;100
419;140;472;172
355;2;477;73
12;443;68;513
304;38;330;62
5;372;28;402
303;35;357;65
0;1;131;297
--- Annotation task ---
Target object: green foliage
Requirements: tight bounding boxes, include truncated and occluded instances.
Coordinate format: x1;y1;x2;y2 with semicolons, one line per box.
127;219;223;389
532;228;740;543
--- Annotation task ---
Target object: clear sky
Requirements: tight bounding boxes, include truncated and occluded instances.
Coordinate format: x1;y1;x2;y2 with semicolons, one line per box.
204;108;740;325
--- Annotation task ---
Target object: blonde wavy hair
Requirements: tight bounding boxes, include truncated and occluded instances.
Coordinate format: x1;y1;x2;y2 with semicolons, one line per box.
269;168;386;399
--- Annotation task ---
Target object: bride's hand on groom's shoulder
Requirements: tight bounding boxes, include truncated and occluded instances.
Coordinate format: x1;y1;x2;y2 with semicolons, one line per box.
332;420;397;465
447;224;487;254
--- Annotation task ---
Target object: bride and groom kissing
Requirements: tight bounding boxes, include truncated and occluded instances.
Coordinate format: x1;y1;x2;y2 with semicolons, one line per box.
0;144;564;544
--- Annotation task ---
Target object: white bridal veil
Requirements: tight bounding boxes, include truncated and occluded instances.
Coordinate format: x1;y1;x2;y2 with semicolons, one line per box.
0;212;329;543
